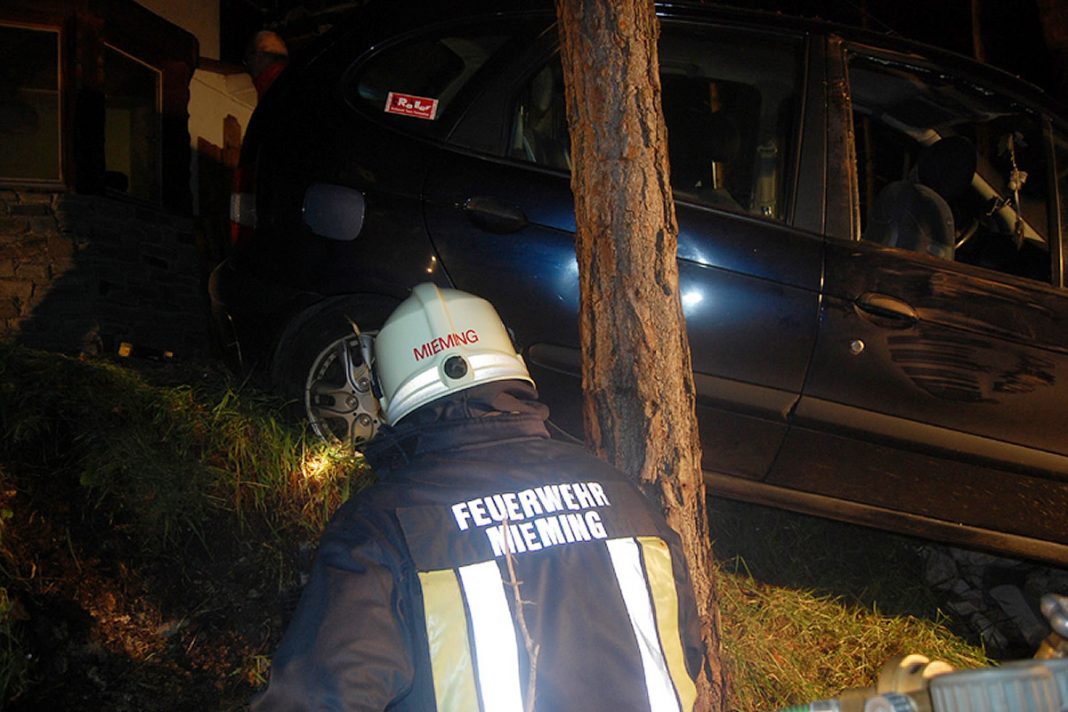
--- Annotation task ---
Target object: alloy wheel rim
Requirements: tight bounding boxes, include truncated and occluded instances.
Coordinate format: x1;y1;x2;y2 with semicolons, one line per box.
304;334;380;446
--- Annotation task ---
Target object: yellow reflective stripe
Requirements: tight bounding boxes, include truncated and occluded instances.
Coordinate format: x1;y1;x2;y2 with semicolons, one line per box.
418;569;479;711
638;536;697;712
606;538;681;712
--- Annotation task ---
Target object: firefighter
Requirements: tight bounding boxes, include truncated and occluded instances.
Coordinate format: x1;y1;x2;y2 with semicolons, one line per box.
252;283;703;711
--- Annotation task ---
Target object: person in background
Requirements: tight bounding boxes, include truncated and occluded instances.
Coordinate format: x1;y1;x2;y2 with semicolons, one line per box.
244;30;288;99
251;282;704;711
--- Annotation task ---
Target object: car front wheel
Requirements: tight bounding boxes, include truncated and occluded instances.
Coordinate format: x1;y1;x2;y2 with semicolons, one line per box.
303;332;379;444
272;297;397;447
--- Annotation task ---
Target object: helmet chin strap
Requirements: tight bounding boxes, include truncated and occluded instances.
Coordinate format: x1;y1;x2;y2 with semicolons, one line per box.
357;330;382;400
348;316;384;401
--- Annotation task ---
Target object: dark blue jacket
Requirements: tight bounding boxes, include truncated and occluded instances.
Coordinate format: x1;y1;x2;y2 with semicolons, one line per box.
252;381;702;711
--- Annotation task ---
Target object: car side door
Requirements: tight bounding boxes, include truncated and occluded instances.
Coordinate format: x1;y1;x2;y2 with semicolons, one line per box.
771;44;1068;562
423;19;824;481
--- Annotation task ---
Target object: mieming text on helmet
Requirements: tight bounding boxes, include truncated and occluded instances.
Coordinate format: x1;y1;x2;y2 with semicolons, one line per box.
413;329;479;361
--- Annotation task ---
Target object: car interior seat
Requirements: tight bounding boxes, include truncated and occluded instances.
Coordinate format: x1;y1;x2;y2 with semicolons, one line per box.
863;136;975;260
514;65;570;171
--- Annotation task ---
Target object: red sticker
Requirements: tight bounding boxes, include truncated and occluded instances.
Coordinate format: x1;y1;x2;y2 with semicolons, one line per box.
385;92;439;120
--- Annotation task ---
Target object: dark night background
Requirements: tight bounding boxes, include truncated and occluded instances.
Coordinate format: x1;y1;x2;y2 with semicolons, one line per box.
220;0;1068;106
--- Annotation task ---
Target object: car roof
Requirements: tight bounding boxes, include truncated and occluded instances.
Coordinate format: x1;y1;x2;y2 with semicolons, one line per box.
288;0;1065;123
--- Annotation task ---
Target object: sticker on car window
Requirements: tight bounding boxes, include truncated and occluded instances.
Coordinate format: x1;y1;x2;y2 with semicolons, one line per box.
385;92;439;120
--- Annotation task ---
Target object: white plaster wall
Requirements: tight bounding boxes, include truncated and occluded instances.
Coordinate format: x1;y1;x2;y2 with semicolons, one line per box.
189;71;255;150
186;69;256;214
136;0;259;215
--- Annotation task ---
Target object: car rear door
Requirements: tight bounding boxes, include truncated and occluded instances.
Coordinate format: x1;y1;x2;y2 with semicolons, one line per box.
423;18;825;481
770;44;1068;562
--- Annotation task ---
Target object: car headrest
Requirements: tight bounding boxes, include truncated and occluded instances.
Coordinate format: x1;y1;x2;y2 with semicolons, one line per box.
916;135;976;202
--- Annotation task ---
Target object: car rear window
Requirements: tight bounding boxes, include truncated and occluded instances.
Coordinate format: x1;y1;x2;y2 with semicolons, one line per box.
348;29;513;133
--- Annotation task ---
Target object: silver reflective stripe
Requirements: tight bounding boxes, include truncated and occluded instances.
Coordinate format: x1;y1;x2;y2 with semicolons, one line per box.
458;560;524;712
607;538;682;712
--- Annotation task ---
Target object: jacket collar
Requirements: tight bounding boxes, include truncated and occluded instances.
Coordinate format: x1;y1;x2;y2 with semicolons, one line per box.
362;381;551;472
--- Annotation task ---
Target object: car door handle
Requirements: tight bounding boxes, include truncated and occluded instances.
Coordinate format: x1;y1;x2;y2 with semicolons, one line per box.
463;196;529;234
854;292;918;324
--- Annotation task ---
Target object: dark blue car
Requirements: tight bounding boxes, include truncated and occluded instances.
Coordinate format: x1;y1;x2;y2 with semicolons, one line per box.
209;1;1068;565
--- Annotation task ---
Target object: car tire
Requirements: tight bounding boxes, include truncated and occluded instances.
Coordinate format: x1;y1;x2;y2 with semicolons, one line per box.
271;296;398;446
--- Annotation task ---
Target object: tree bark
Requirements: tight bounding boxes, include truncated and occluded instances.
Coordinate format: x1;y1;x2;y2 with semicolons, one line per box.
554;1;728;709
1037;0;1068;103
970;0;986;64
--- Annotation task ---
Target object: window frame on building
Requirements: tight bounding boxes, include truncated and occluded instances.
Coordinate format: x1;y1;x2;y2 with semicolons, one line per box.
0;0;195;214
0;20;64;188
102;42;164;203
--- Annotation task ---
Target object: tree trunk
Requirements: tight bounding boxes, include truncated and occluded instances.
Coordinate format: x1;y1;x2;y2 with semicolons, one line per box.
554;0;728;709
1037;0;1068;103
969;0;986;64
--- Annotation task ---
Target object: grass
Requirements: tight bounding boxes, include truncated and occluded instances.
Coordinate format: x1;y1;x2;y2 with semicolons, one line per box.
0;343;993;709
710;496;946;621
719;572;989;709
709;491;995;708
0;344;372;706
706;496;994;709
0;344;365;546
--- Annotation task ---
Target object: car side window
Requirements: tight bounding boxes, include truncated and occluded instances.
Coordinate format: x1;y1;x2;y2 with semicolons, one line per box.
509;26;803;222
511;59;571;171
849;52;1053;284
349;30;512;133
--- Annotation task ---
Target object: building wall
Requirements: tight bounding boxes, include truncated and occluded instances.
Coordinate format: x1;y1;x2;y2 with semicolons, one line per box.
0;189;207;357
189;71;255;154
137;0;257;217
0;0;209;358
0;0;267;359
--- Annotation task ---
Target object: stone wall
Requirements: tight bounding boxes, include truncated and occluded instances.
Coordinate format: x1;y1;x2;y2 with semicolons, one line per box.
0;188;210;358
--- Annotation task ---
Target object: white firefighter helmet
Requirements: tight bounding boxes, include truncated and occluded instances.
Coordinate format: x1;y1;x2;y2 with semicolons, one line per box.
368;283;533;426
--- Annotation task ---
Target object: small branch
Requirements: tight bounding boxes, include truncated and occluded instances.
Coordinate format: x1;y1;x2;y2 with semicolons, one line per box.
502;517;539;712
